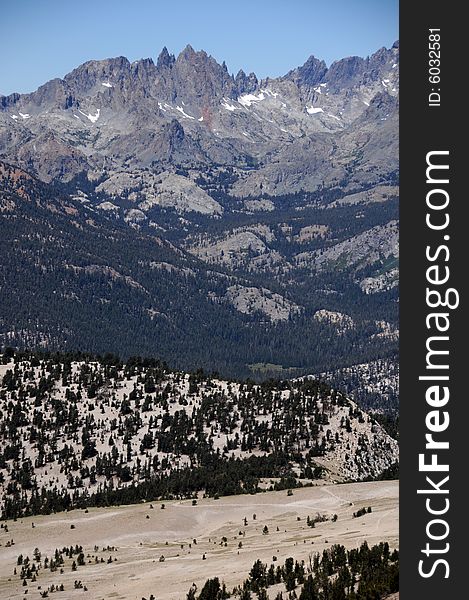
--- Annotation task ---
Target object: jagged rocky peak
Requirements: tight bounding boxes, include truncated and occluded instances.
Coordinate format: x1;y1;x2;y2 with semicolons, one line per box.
325;55;367;89
129;57;157;87
364;45;399;82
157;46;176;69
325;45;398;91
131;57;155;71
0;92;21;109
285;55;328;87
173;44;237;101
64;56;131;93
235;69;259;95
178;43;196;58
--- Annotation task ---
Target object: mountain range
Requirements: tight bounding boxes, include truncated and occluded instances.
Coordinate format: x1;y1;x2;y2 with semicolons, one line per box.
0;43;399;394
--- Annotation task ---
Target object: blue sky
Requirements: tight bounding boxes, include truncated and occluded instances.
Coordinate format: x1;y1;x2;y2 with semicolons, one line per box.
0;0;398;95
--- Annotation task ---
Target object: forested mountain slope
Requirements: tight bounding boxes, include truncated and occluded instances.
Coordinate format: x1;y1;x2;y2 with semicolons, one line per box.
0;352;398;518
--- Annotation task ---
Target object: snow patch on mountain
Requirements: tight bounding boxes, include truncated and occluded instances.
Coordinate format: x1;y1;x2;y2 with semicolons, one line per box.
78;108;100;123
238;91;266;107
306;106;324;114
175;106;195;120
221;99;238;111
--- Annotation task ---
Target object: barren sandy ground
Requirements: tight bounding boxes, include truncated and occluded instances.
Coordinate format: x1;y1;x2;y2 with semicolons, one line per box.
0;480;398;600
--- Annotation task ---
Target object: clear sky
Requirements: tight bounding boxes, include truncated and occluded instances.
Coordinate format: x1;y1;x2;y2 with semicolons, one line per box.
0;0;398;96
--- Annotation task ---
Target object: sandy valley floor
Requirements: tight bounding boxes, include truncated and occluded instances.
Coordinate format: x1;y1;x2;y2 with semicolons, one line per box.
0;480;398;600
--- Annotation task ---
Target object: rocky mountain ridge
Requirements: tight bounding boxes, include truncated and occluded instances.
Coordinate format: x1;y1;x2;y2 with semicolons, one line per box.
0;42;399;196
0;43;399;385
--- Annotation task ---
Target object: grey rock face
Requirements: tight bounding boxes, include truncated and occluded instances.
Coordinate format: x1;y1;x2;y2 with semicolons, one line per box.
284;55;328;87
235;69;259;95
0;42;399;196
156;46;176;70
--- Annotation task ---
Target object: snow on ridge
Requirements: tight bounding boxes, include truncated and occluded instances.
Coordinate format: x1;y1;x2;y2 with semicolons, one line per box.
175;105;195;119
221;99;238;112
313;83;327;94
78;108;101;123
392;63;398;69
101;81;113;88
238;91;265;107
237;89;279;108
306;106;324;115
158;102;167;112
9;112;32;121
